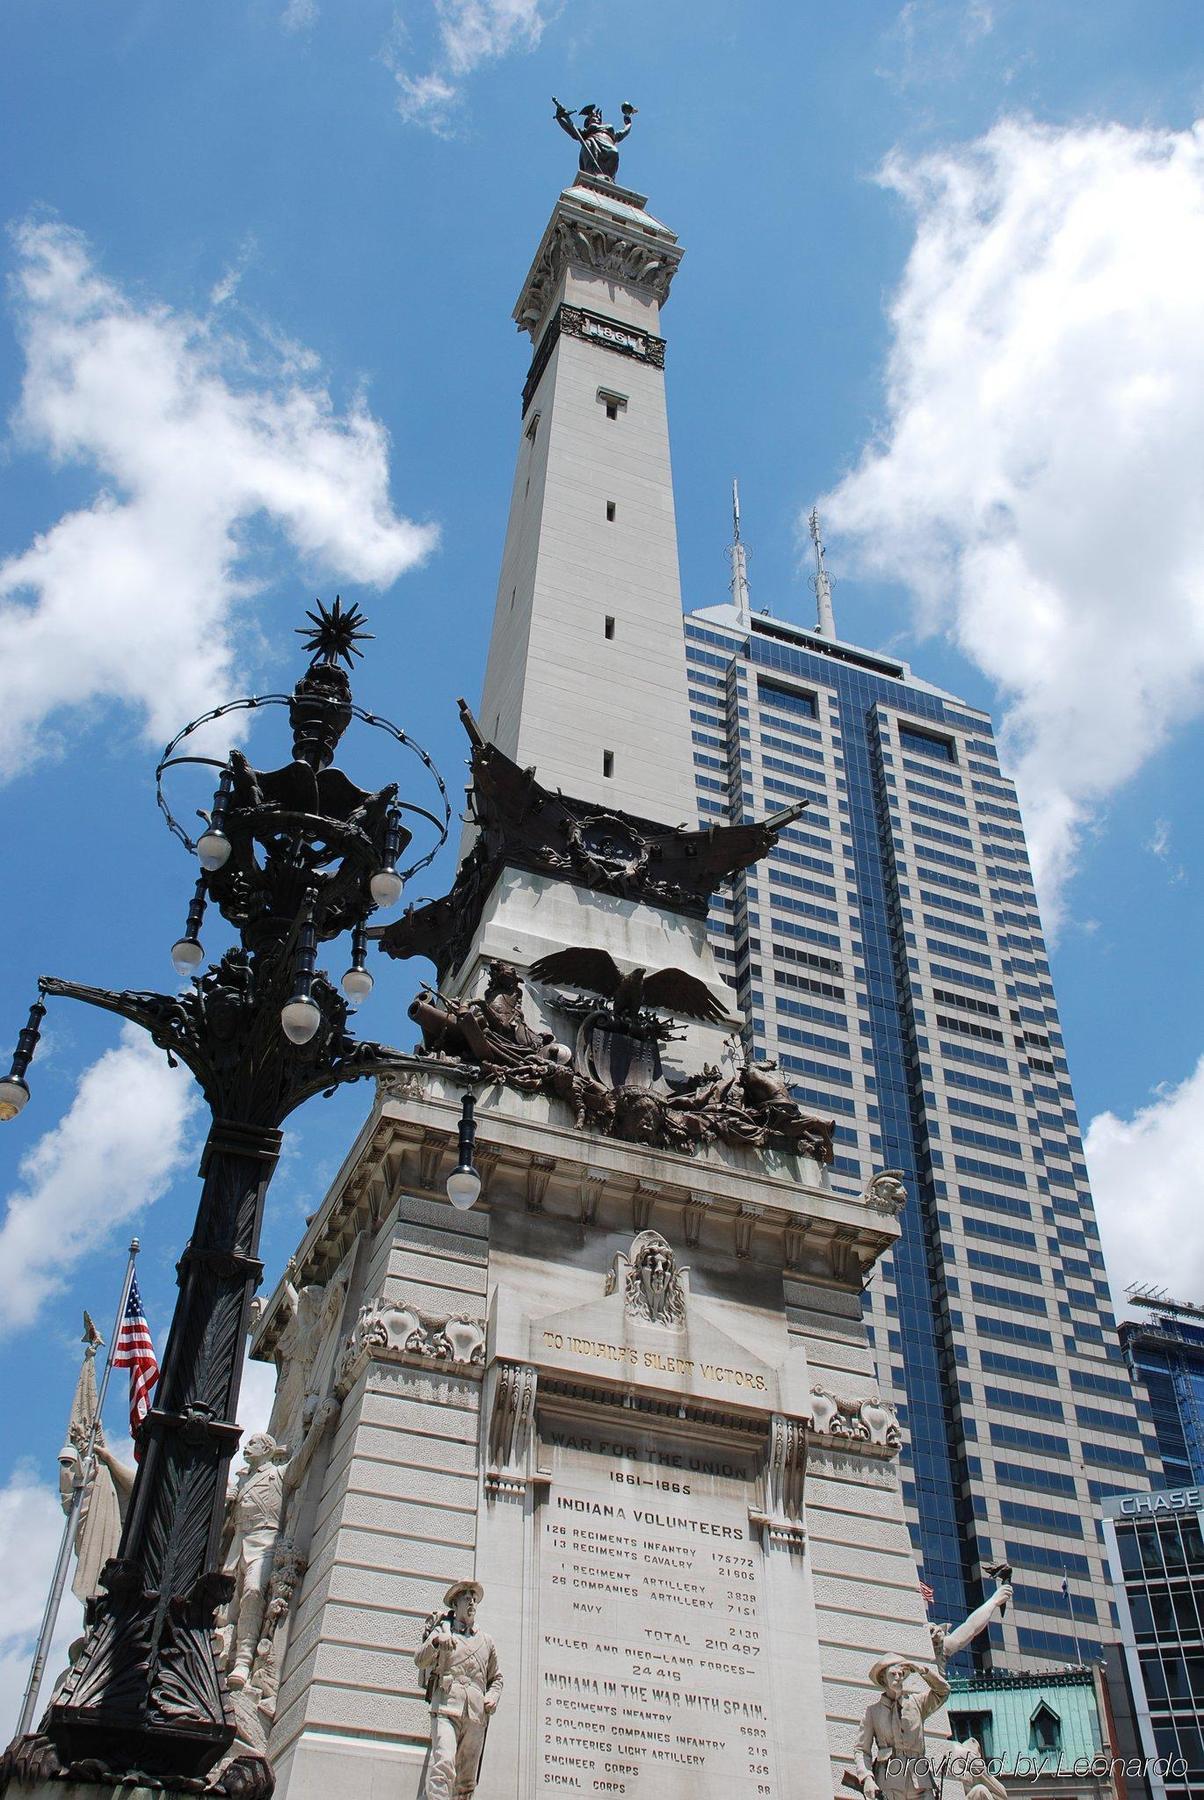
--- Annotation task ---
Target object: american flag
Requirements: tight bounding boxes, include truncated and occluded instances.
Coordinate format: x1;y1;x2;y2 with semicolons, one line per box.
112;1274;159;1453
919;1580;935;1608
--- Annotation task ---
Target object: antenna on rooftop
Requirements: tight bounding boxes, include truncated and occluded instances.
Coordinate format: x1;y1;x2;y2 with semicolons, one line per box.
729;479;752;630
809;507;836;639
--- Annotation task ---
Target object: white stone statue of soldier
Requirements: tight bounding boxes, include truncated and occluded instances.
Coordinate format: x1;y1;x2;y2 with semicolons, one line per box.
219;1432;293;1692
929;1573;1014;1673
415;1579;502;1800
853;1655;950;1799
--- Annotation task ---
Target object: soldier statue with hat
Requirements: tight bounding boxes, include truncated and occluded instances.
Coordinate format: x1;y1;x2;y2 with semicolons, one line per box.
415;1579;503;1800
853;1654;950;1799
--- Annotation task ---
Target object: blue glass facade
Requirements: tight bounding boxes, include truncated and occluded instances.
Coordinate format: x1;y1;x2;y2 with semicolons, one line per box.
750;632;972;1622
684;604;1159;1669
1123;1308;1204;1488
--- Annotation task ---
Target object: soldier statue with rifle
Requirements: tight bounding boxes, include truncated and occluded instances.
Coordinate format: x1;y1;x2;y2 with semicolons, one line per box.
415;1580;502;1800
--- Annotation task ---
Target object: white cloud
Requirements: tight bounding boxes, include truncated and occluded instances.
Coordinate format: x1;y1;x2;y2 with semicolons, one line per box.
237;1350;278;1440
0;1462;83;1741
821;116;1204;930
0;1027;198;1335
1086;1055;1204;1313
390;0;547;131
881;0;997;92
1147;816;1187;884
281;0;318;29
0;220;438;778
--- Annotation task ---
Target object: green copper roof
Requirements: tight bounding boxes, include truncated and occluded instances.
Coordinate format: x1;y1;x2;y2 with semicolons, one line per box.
947;1671;1103;1772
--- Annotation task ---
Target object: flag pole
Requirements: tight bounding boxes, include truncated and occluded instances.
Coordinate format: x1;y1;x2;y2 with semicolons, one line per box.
1063;1564;1083;1669
15;1238;141;1740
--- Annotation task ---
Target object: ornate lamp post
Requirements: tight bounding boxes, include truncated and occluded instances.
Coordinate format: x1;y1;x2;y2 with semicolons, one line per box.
2;601;450;1797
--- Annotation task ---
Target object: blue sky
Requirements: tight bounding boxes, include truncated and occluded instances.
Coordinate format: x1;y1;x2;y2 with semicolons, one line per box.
2;0;1203;1727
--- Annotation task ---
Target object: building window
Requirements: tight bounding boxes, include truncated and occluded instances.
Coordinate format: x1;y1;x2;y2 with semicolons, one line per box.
606;501;617;522
757;676;817;718
948;1713;992;1759
899;722;957;763
605;615;615;640
1029;1703;1061;1754
603;749;614;778
525;411;540;442
597;387;627;419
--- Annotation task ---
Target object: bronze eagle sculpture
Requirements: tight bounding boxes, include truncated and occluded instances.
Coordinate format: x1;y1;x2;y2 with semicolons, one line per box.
530;948;727;1030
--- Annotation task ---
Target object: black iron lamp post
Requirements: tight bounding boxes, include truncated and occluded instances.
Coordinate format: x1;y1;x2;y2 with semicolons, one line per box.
1;600;451;1798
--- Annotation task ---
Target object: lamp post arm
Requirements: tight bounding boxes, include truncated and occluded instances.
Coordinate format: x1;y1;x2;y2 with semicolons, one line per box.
37;976;216;1091
282;1045;475;1117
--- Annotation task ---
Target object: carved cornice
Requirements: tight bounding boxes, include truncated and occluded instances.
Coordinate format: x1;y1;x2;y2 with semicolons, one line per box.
514;194;684;341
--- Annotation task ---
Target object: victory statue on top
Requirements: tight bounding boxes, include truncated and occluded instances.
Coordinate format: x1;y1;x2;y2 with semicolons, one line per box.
553;97;637;181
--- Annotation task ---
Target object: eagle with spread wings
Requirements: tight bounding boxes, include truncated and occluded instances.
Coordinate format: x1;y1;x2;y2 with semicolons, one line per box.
530;948;727;1031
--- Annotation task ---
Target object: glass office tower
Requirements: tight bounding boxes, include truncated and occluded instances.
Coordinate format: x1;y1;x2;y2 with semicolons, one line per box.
1122;1296;1204;1489
683;596;1160;1666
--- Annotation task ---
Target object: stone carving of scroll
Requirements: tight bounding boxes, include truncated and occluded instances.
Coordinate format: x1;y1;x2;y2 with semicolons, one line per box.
605;1229;687;1328
336;1296;487;1394
808;1386;902;1457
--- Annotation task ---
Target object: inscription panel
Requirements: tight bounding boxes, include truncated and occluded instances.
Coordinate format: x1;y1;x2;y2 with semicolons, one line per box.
536;1423;778;1798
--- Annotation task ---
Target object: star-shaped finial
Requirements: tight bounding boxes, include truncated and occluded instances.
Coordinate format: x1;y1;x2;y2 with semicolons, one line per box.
296;596;373;669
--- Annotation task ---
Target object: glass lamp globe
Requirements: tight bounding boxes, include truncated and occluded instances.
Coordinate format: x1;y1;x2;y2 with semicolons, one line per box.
171;937;205;977
0;1076;30;1122
197;828;232;873
369;866;404;908
341;964;374;1002
280;995;322;1045
446;1165;482;1210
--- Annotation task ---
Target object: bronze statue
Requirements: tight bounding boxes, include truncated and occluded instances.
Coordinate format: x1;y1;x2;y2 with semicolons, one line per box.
409;963;569;1076
553;97;637;181
531;948;727;1034
374;706;808;981
408;957;834;1162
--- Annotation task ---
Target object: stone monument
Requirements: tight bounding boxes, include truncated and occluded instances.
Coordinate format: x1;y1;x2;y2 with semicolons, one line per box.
223;110;961;1800
0;114;957;1800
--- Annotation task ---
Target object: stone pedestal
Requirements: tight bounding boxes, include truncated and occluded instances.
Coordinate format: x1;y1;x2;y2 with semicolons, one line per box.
247;1072;952;1800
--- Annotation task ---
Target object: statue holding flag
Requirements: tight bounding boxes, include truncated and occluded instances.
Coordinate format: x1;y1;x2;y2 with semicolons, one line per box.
13;1241;154;1742
55;1315;130;1605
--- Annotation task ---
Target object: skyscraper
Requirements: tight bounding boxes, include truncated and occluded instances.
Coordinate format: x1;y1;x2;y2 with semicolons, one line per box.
684;533;1161;1666
1121;1292;1204;1488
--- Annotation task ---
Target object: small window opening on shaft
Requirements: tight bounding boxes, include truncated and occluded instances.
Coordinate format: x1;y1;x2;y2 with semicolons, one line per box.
604;616;615;640
602;750;614;778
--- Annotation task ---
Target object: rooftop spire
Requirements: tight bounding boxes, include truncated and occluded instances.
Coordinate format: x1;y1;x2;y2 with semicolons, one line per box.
729;479;752;630
809;507;836;638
